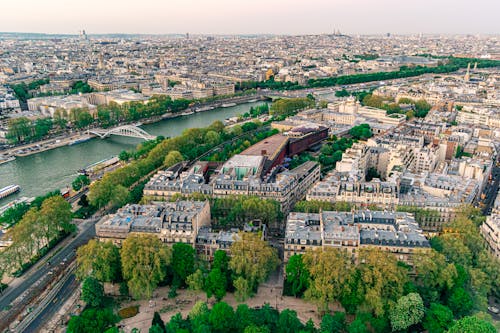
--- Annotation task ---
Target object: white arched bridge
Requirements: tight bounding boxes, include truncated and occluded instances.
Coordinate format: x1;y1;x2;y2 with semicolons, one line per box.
89;125;157;141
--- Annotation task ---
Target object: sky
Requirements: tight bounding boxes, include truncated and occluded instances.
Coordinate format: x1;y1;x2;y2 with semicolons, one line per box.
1;0;499;35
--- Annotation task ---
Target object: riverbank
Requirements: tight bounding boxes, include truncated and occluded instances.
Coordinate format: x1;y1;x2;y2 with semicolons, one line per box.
0;101;266;205
0;95;267;160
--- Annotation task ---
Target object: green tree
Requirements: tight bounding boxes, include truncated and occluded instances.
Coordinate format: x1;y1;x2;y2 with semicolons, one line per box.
187;269;205;292
6;117;33;143
205;130;221;146
357;248;407;317
349;123;372;140
164;150;184;168
448;315;496;333
121;234;171;299
208;302;236;333
119;150;131;162
72;174;90;191
389;293;424;331
81;276;105;307
109;184;130;208
285;254;309;297
347;318;368;333
206;268;226;301
423;303;454;333
320;312;346;333
76;240;121;282
234;276;252;302
171;243;196;288
151;311;166;333
67;308;119;333
413;249;457;303
189;301;210;333
278;309;303;333
150;324;165;333
447;286;473;317
303;247;354;312
229;232;280;296
40;195;74;235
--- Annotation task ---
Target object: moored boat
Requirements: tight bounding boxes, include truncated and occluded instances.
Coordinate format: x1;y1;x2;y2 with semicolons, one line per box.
0;185;20;200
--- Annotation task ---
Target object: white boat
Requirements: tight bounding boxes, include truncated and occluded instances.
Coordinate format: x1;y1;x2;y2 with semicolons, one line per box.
0;185;20;200
0;155;15;165
221;103;237;108
195;106;215;112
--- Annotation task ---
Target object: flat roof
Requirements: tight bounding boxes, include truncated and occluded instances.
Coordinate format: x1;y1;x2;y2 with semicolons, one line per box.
240;134;289;160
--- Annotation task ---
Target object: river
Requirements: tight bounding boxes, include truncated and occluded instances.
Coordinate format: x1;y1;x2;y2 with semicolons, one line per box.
0;102;264;206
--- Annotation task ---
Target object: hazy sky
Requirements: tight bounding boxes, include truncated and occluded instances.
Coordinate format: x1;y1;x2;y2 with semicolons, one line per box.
1;0;499;35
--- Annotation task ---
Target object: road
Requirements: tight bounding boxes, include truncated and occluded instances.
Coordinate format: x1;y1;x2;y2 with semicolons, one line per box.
23;274;79;333
0;218;96;311
481;165;500;215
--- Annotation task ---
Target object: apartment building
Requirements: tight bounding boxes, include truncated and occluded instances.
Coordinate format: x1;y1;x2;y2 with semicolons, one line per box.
95;200;211;246
284;210;430;265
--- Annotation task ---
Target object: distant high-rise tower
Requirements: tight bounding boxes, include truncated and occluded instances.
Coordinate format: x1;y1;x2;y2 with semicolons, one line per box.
386;32;391;37
98;53;104;70
464;63;471;82
79;29;88;40
186;33;189;39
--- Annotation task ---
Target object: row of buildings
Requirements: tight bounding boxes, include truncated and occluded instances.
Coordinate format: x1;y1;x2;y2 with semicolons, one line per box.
144;128;327;215
94;200;430;264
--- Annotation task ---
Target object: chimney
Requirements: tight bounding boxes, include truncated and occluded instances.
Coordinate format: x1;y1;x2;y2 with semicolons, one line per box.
261;149;267;156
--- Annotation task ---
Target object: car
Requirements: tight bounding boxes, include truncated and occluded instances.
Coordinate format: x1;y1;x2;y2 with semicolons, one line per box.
488;306;499;314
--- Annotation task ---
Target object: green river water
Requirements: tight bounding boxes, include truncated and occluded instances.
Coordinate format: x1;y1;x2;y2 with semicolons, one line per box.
0;102;263;206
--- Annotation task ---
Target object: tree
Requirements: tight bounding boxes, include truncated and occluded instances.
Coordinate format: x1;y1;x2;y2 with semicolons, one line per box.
244;325;270;333
447;286;473;317
234;276;252;301
229;232;280;296
6;117;32;143
40;195;74;235
164;150;184;168
119;150;131;162
349;124;372;140
357;248;407;317
206;268;226;301
423;303;454;333
187;269;205;292
285;254;309;297
347;318;368;333
278;309;303;333
81;276;105;307
171;243;196;288
389;293;424;331
413;249;457;304
150;324;165;333
448;315;496;333
110;185;130;208
303;247;354;312
72;174;90;191
76;240;121;282
205;130;221;146
151;312;166;333
67;308;119;333
189;301;210;333
320;312;346;333
208;302;236;333
121;234;171;299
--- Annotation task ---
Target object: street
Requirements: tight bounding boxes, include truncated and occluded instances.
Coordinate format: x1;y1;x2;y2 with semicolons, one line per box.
0;218;96;331
23;274;79;333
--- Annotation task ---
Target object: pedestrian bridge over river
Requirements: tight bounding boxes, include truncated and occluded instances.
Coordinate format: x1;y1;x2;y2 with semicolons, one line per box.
89;125;156;141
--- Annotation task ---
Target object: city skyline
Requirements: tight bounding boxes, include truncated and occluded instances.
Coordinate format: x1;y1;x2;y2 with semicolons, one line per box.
1;0;499;35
